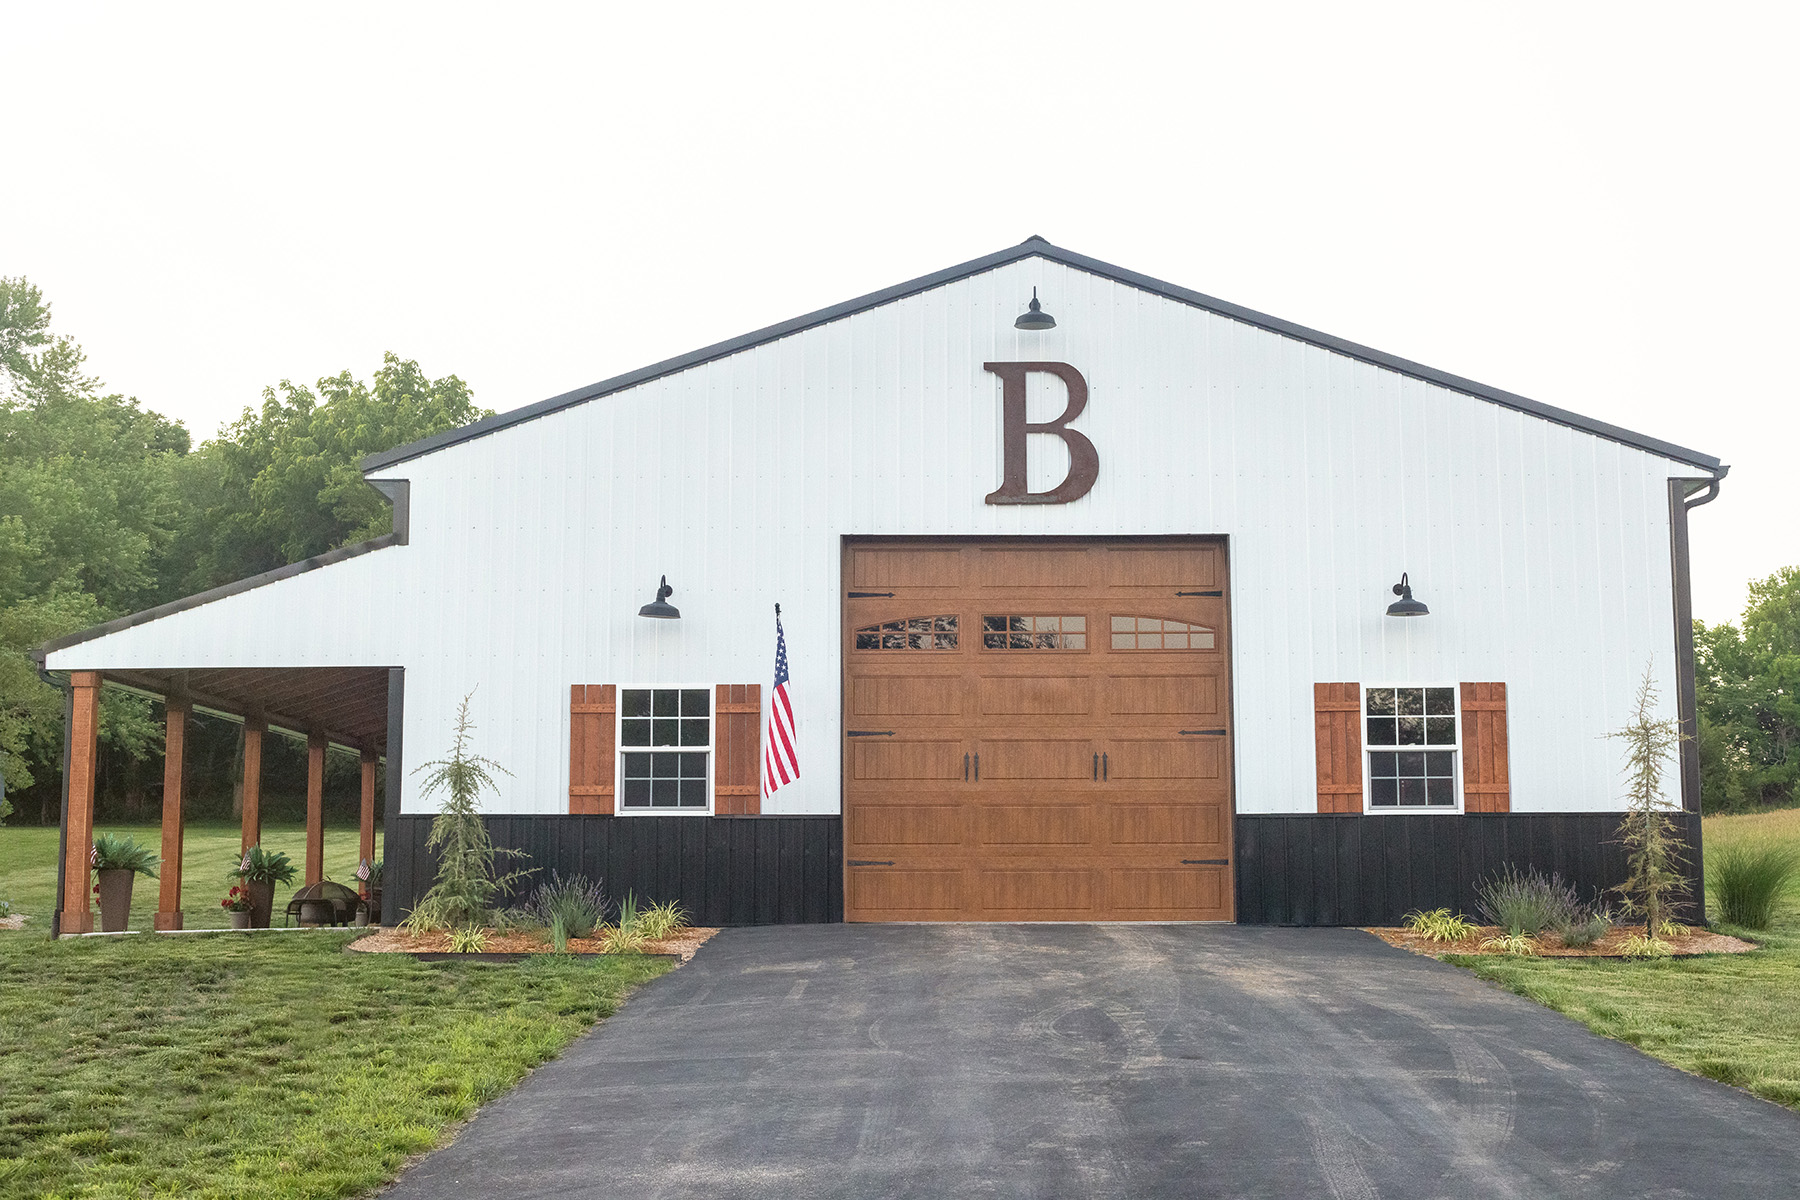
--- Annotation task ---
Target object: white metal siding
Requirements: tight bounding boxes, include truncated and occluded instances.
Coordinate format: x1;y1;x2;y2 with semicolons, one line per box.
48;257;1701;816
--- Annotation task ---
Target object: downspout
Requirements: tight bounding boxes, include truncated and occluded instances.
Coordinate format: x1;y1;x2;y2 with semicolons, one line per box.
1669;464;1727;922
31;651;72;939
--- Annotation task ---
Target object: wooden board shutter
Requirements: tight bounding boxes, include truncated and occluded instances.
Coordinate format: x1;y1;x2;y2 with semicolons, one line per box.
569;684;616;814
1314;682;1363;814
1460;682;1510;813
714;684;762;815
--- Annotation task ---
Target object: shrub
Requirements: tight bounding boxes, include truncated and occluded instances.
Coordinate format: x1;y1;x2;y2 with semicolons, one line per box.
447;925;488;954
1402;908;1476;943
1557;907;1612;948
1476;865;1581;936
1710;837;1800;929
1619;933;1673;959
91;832;160;877
513;872;607;939
598;923;647;954
402;693;531;934
636;899;690;941
1479;932;1539;956
0;898;13;918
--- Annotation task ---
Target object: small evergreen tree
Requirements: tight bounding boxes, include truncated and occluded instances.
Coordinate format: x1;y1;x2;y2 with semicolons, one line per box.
402;693;529;933
1609;665;1690;938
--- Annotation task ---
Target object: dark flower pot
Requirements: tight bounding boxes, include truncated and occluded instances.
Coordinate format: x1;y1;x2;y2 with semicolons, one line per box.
369;887;382;925
96;868;135;933
245;880;275;929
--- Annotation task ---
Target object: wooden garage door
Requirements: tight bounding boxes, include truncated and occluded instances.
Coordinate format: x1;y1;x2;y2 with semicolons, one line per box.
842;540;1233;922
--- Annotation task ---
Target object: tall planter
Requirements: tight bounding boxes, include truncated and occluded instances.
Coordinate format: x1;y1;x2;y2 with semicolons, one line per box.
245;880;276;929
96;869;136;933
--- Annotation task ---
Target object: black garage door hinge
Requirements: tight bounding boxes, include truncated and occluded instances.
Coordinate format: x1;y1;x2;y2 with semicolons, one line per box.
1175;590;1223;597
1180;729;1228;736
847;591;895;598
846;730;895;737
848;860;895;867
1183;859;1230;866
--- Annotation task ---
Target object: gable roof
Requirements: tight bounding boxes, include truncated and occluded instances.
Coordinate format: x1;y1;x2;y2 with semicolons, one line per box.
362;235;1723;474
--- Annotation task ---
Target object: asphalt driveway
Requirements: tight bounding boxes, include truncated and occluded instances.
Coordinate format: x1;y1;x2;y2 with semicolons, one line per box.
381;925;1800;1199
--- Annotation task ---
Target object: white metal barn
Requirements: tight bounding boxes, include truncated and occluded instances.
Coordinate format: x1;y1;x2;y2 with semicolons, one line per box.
39;237;1725;932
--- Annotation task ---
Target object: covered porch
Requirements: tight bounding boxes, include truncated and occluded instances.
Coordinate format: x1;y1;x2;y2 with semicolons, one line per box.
52;666;402;936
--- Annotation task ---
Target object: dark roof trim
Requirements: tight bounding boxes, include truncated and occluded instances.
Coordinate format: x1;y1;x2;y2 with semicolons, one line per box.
362;235;1722;473
36;481;409;659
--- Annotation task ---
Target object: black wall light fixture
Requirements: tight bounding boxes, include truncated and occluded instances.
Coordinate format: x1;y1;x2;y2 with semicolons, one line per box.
638;575;680;619
1386;573;1429;617
1015;288;1056;330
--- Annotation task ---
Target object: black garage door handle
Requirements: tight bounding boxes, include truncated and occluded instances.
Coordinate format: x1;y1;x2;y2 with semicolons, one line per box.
1183;859;1229;866
849;860;895;867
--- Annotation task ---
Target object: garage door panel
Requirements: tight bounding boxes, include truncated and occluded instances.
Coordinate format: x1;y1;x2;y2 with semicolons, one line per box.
850;868;964;915
1104;546;1220;588
1107;738;1225;781
852;739;963;781
976;804;1095;847
976;548;1090;586
848;547;964;590
1111;867;1225;914
1111;675;1220;718
978;676;1090;716
853;675;965;718
978;868;1098;913
851;803;966;846
980;739;1094;781
1109;803;1225;848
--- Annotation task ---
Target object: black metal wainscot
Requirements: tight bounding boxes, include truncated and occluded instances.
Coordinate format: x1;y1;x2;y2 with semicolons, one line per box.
385;814;844;927
1233;811;1704;927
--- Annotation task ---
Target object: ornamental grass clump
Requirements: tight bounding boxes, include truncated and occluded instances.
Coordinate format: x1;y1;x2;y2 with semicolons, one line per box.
1476;865;1581;936
1556;906;1613;948
1710;837;1800;929
1478;932;1539;957
401;693;532;935
513;872;606;939
1402;908;1477;943
636;899;689;941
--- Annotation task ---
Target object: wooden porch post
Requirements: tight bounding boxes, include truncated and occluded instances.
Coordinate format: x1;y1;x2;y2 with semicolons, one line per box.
359;748;377;899
59;671;102;936
305;733;326;886
240;715;264;853
154;697;190;931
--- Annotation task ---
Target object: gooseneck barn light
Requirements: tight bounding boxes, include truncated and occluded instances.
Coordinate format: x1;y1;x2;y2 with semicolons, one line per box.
1014;288;1056;331
1386;573;1429;617
638;575;681;620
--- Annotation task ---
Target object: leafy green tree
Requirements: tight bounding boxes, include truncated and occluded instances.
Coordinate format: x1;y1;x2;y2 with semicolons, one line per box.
1696;566;1800;812
0;278;184;808
165;354;487;594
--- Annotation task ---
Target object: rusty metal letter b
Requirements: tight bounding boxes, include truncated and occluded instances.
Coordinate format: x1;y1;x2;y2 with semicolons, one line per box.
982;361;1099;505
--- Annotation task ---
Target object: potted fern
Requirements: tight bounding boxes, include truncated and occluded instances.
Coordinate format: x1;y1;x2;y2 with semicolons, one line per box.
91;833;160;933
231;846;298;929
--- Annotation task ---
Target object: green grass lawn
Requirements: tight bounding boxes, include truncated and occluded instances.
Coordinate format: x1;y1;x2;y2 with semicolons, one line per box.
1460;808;1800;1109
0;822;376;932
0;929;671;1198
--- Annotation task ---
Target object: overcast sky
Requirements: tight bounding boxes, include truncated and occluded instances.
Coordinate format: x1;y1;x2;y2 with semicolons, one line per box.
6;2;1793;625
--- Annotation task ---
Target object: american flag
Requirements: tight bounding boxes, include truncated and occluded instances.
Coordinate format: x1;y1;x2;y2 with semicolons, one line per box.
763;607;800;798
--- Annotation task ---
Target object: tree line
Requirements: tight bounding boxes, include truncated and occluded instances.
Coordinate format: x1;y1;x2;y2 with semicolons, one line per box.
0;277;486;823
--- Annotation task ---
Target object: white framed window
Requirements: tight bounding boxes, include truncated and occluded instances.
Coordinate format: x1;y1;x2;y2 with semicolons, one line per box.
616;686;713;814
1363;684;1461;812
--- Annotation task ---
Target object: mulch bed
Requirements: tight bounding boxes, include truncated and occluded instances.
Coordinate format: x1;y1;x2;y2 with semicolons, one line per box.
0;915;27;931
349;926;718;962
1368;924;1756;959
